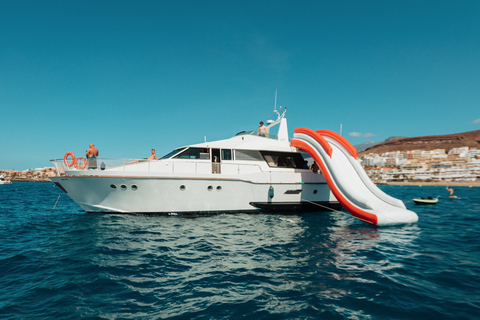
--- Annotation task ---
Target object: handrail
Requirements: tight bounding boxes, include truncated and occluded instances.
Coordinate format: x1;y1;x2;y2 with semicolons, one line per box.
235;131;279;140
51;158;265;176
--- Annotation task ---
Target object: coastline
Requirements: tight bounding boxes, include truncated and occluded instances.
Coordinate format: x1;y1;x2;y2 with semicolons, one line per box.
381;181;480;187
6;178;478;187
11;178;52;183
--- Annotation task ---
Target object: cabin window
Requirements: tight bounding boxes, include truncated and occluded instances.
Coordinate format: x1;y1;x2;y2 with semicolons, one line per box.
221;149;232;161
260;151;309;169
235;149;264;161
174;147;210;160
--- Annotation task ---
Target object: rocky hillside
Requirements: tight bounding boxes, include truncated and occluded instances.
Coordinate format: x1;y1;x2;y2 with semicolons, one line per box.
359;129;480;155
355;136;406;152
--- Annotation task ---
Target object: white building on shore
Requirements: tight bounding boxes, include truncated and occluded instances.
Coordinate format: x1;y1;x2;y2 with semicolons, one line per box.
361;147;480;182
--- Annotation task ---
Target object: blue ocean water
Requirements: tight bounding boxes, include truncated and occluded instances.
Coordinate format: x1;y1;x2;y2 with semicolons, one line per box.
0;183;479;319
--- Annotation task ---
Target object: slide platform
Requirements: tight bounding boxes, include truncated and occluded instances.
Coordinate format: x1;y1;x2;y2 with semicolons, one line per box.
291;128;418;226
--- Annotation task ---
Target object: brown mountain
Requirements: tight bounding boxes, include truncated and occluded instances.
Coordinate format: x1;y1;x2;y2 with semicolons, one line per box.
359;129;480;155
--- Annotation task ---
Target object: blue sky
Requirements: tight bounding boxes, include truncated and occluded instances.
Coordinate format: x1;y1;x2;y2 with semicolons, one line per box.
1;1;479;170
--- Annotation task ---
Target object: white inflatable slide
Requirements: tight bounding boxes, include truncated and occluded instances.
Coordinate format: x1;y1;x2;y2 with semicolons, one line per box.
291;128;418;226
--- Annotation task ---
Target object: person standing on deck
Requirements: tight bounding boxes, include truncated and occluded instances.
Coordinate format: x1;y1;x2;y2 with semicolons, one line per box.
86;143;99;169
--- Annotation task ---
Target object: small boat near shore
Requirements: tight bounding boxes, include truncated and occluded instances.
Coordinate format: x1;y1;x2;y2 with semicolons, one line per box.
0;176;12;185
413;197;438;204
0;178;12;184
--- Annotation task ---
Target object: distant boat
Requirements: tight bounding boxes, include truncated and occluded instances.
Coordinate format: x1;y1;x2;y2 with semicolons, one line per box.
413;197;438;204
0;176;12;185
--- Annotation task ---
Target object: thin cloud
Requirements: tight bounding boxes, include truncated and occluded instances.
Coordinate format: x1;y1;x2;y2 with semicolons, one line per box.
362;133;378;138
473;118;480;124
349;132;379;138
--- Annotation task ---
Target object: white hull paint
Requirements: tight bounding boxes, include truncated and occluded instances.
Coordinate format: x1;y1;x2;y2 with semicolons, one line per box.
52;175;336;214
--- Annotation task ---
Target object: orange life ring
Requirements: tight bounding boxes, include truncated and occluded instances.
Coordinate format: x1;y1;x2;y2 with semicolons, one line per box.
74;157;87;169
64;152;75;167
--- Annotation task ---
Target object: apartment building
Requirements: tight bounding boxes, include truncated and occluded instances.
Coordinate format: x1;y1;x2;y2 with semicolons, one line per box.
361;147;480;182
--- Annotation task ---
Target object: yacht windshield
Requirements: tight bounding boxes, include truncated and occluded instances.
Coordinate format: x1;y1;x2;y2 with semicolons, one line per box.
235;131;279;140
174;147;210;160
160;148;186;160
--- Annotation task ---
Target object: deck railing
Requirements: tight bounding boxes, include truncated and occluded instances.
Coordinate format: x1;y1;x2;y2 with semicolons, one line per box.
235;131;279;140
50;158;264;176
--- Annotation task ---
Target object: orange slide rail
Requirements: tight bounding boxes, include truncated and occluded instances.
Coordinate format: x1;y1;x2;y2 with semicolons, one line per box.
316;130;357;159
292;129;378;226
294;128;332;158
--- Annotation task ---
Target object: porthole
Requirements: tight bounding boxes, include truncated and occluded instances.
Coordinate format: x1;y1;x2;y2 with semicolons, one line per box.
207;186;213;191
180;185;186;191
131;185;138;191
216;186;222;191
121;184;127;191
313;189;318;194
110;184;117;189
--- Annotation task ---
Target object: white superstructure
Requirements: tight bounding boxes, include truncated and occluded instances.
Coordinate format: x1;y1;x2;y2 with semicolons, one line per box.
51;109;339;214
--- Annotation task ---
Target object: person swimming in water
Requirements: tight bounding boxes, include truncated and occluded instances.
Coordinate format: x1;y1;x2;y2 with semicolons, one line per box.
447;186;458;198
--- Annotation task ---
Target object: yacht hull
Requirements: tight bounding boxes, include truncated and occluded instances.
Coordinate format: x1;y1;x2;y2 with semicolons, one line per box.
52;176;339;214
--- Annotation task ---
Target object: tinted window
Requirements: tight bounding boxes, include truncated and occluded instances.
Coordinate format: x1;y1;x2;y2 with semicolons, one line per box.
174;148;210;160
221;149;232;161
160;148;186;160
260;151;309;169
235;150;264;161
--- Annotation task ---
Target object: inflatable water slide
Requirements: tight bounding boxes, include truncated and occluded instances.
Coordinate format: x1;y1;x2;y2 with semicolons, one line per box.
291;128;418;226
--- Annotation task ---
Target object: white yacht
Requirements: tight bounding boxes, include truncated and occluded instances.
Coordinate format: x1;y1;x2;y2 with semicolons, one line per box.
50;108;340;215
0;175;12;185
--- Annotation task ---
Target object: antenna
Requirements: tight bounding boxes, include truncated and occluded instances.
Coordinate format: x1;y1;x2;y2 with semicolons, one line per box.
274;89;277;111
340;123;343;136
274;89;281;119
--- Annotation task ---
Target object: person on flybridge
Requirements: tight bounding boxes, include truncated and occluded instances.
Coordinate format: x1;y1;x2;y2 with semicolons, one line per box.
257;121;268;137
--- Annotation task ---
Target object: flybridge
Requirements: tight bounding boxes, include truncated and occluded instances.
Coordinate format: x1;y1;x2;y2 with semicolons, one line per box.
235;106;289;141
